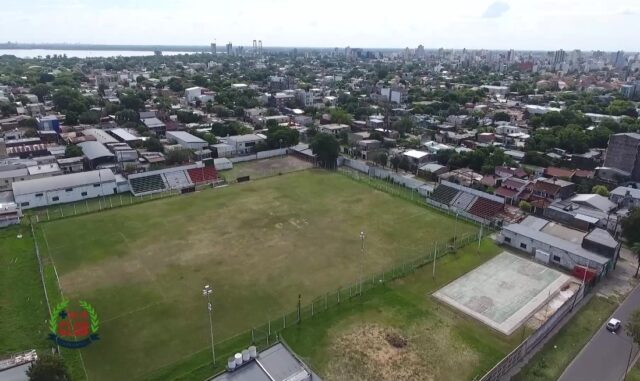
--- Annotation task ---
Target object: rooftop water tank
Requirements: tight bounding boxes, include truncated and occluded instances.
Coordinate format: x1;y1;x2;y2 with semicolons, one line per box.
234;353;242;366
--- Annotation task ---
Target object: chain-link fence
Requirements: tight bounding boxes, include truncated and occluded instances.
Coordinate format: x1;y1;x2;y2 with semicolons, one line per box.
25;189;182;223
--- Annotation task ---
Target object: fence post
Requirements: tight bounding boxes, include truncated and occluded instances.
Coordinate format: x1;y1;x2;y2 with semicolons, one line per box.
283;314;286;329
251;328;255;344
86;200;89;213
46;209;50;221
130;195;133;204
73;204;77;215
311;302;314;317
59;207;63;218
337;288;340;304
109;198;113;208
120;195;123;206
325;293;328;310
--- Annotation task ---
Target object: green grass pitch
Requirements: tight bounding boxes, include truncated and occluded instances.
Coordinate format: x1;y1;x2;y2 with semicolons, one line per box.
35;169;478;380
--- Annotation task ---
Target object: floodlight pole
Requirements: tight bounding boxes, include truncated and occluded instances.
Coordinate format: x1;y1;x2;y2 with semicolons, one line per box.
360;231;366;295
453;211;459;247
202;284;215;366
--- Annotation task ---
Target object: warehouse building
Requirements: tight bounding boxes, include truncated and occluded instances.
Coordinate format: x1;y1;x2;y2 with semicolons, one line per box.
166;131;208;150
77;141;115;169
497;217;613;276
12;169;116;209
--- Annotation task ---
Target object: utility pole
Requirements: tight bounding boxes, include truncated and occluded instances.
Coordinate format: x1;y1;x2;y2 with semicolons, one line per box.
360;231;366;295
202;284;215;366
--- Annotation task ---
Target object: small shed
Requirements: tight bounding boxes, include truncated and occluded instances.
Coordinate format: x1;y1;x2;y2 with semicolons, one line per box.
214;158;233;171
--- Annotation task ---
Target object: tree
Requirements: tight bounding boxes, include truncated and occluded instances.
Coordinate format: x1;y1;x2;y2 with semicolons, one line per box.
78;110;100;124
27;354;70;381
176;110;201;124
394;117;414;136
519;201;532;213
310;133;340;169
0;102;17;117
592;185;610;197
627;309;640;349
64;111;78;125
115;109;140;125
144;137;164;153
18;118;38;129
165;148;192;165
622;209;640;246
31;83;51;102
118;92;144;111
266;125;299;149
167;77;185;92
328;108;353;125
52;87;87;113
632;243;640;278
375;152;388;167
64;144;83;158
390;155;401;172
493;111;510;122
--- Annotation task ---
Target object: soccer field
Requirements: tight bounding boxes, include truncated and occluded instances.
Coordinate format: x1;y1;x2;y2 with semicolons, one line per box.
37;169;477;380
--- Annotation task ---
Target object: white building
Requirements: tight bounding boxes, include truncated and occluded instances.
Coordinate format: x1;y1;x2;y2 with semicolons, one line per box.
12;169;116;209
319;124;350;136
166;131;208;150
525;105;562;115
225;134;265;155
184;87;214;104
0;202;21;227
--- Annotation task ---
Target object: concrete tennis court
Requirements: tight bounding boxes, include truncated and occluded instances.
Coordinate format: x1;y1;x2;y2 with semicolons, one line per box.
433;252;570;335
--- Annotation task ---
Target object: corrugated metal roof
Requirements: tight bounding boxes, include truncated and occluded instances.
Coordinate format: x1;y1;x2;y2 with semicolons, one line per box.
77;141;113;161
503;223;609;265
12;169;115;196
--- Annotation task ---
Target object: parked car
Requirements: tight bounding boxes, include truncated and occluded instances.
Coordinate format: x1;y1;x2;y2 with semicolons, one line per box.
606;318;621;332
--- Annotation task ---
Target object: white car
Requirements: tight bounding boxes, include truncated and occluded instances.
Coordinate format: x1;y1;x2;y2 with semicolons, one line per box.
606;318;621;332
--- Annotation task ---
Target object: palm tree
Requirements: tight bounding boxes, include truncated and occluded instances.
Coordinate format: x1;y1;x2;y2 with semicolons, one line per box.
633;242;640;278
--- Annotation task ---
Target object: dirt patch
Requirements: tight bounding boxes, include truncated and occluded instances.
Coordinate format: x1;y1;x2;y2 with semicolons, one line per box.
323;322;481;381
325;325;432;381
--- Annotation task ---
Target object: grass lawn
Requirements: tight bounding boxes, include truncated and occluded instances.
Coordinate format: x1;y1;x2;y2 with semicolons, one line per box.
512;295;618;381
0;225;85;380
36;169;478;381
0;226;49;356
627;362;640;381
282;240;522;381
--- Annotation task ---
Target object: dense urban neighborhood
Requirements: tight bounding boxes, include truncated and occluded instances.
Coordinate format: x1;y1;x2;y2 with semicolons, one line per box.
2;41;640;381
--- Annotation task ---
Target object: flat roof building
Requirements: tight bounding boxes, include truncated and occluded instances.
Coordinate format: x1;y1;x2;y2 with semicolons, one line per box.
166;131;208;150
12;169;116;209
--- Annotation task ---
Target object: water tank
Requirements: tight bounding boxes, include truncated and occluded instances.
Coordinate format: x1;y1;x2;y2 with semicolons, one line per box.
234;353;242;366
248;346;257;358
242;349;250;361
228;357;236;370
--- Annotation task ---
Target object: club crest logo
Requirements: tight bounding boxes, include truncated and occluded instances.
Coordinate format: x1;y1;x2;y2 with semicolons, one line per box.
48;300;100;349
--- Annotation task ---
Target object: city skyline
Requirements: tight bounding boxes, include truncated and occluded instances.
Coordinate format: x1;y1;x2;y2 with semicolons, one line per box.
1;0;639;51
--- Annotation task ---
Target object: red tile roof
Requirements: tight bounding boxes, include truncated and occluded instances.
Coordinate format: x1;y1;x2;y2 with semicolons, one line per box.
544;166;576;179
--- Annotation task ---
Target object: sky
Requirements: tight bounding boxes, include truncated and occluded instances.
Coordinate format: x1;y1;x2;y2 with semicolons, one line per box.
1;0;639;51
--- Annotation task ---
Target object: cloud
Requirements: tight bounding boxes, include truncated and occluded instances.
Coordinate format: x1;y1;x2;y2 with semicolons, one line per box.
482;1;510;18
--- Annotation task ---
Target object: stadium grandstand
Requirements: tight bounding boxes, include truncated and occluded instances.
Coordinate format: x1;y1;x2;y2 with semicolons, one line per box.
428;180;505;223
127;162;218;196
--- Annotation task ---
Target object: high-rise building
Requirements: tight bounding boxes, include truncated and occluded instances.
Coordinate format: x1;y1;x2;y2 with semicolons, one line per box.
612;50;625;68
553;49;566;66
226;42;233;55
210;43;216;54
258;40;262;55
603;133;640;180
416;44;425;59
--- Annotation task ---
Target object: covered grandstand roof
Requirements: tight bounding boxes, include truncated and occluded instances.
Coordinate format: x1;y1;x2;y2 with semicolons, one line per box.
12;169;115;196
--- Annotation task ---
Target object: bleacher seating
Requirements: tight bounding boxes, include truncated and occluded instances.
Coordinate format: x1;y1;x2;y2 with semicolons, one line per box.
451;192;477;211
129;174;167;195
468;197;504;219
163;170;193;189
429;184;460;205
187;167;218;184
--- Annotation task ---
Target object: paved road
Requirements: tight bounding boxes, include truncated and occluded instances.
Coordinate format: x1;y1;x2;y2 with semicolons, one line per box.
559;284;640;381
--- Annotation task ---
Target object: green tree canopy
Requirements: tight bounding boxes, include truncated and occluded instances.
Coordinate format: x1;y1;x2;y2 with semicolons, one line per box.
622;208;640;245
591;185;609;197
27;355;70;381
144;137;164;153
115;109;140;125
310;133;340;169
64;144;83;158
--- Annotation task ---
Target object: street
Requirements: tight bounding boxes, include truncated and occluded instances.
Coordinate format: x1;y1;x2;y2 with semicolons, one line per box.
559;284;640;381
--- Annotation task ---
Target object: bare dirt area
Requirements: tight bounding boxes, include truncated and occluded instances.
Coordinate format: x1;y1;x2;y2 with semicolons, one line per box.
324;323;479;381
221;155;313;181
597;246;639;302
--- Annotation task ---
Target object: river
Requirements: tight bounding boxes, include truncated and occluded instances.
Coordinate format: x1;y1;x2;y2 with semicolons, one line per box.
0;49;198;58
